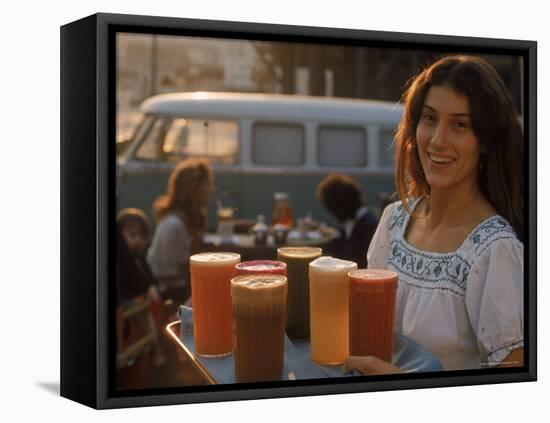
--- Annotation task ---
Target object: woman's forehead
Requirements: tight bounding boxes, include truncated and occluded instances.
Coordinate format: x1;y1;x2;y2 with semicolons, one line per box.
423;85;471;115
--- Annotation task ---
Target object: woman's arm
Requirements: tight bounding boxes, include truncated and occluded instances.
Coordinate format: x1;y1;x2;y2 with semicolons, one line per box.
496;348;524;368
344;355;402;375
344;348;524;374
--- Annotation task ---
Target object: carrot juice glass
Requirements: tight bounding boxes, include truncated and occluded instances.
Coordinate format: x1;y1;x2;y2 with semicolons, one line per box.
309;256;357;365
348;269;398;362
190;252;241;357
231;274;288;382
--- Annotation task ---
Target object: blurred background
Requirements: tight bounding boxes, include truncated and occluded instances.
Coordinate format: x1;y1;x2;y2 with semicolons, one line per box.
117;33;523;142
116;33;523;233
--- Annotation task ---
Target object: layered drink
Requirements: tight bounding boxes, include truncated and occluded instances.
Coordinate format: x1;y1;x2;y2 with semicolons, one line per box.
231;274;288;383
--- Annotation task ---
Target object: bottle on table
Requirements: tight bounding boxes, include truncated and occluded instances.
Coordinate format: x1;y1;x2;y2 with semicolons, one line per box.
272;192;293;228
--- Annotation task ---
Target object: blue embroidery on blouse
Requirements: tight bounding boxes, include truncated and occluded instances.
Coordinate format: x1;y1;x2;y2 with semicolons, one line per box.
469;216;518;256
388;202;407;230
388;239;470;295
386;200;519;297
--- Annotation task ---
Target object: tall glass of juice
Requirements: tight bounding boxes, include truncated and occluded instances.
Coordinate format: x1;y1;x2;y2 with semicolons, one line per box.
190;252;241;357
309;256;357;364
235;260;287;277
231;274;287;382
277;246;322;339
348;269;398;362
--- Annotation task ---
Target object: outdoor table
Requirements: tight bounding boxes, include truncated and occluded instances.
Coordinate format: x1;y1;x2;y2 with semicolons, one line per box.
165;306;444;385
201;228;339;261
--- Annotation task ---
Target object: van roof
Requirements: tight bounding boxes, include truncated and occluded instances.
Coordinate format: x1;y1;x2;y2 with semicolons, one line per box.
141;92;403;123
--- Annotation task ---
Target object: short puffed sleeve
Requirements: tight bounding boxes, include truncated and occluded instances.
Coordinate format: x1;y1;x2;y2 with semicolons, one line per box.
465;236;524;367
366;203;393;269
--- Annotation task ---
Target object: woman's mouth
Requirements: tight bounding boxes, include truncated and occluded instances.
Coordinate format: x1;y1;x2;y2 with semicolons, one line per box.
427;152;456;166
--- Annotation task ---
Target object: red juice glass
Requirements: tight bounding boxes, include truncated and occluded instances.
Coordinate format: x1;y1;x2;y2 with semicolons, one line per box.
348;269;398;362
235;260;287;277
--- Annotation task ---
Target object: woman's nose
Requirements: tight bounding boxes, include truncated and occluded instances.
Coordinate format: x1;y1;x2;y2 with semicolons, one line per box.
430;123;449;148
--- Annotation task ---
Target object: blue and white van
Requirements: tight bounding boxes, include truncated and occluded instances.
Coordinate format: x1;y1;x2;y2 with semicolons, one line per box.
116;91;403;228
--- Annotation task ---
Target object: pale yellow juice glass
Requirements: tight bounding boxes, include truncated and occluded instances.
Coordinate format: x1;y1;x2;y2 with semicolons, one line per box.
309;256;357;364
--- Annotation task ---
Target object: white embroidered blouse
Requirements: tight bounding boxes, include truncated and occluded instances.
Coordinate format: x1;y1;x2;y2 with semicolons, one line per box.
367;200;524;370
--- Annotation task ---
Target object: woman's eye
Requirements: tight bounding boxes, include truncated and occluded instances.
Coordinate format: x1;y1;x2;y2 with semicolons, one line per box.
454;121;469;129
422;114;435;122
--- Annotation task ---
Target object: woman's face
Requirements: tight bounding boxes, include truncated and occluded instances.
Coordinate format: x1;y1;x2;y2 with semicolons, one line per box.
415;85;481;193
197;178;214;207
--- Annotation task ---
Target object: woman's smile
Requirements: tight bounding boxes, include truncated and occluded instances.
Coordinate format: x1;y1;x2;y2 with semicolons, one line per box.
426;151;457;167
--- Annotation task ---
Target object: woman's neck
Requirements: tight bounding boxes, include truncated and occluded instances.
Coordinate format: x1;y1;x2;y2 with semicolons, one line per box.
422;183;485;229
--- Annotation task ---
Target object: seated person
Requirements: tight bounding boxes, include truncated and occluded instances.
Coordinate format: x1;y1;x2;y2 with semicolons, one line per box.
316;173;378;268
117;208;166;367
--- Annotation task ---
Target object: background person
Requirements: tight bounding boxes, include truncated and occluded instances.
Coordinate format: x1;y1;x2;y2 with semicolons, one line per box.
316;173;378;268
345;54;524;374
147;158;214;313
116;208;166;368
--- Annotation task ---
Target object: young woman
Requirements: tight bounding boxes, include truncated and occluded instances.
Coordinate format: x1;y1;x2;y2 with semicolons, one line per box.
346;55;524;373
146;158;214;308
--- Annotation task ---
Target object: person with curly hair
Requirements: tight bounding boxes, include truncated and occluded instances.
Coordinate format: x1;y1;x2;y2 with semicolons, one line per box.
316;173;378;268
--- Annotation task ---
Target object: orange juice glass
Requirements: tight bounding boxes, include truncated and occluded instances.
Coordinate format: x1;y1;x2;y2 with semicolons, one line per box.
190;252;241;356
309;256;357;365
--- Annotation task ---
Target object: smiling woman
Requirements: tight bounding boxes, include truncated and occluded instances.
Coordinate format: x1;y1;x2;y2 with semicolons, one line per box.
396;55;524;241
348;55;525;373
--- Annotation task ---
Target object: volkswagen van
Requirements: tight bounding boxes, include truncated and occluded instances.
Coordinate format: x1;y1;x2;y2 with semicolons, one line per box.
116;92;403;229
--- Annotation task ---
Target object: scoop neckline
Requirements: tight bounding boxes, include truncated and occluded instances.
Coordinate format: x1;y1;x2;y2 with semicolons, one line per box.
400;197;500;257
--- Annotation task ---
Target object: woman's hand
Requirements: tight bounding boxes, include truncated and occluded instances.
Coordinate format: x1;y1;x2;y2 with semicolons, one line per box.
344;355;402;375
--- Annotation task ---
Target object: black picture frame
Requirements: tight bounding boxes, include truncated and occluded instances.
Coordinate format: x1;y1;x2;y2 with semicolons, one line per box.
60;12;537;409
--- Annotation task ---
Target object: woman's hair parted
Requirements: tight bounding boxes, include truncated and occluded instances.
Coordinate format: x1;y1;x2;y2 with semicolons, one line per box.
153;158;213;236
394;54;524;241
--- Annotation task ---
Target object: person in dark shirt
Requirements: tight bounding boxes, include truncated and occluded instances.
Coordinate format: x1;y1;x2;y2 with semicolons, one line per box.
316;173;379;268
116;208;166;367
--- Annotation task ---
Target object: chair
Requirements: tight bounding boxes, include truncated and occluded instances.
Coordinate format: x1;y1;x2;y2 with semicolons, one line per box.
116;298;156;389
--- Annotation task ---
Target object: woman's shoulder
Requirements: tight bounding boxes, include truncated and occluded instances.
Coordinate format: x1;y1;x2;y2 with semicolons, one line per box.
464;214;523;261
382;197;421;231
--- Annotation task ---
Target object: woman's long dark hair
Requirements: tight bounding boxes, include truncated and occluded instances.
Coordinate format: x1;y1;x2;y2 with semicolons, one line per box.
395;55;524;241
153;158;213;237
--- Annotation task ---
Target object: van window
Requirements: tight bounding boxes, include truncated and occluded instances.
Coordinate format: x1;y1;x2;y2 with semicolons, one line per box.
378;128;396;168
252;123;305;165
163;118;239;164
135;117;167;160
135;117;239;164
318;126;367;167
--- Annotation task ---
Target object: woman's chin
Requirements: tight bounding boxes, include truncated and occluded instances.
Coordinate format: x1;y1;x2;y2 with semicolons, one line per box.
425;175;452;191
